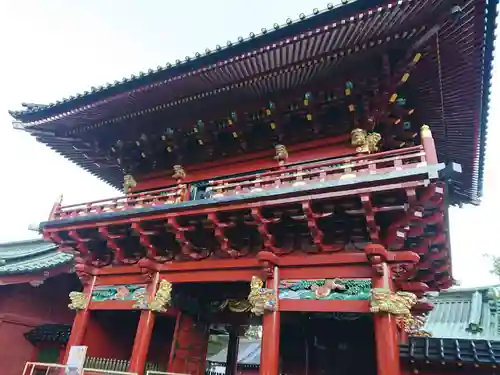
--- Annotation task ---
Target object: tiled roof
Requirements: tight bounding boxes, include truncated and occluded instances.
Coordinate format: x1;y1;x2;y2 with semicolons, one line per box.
7;1;378;121
7;0;497;203
24;324;71;344
423;286;500;341
209;337;500;368
401;337;500;367
0;238;73;275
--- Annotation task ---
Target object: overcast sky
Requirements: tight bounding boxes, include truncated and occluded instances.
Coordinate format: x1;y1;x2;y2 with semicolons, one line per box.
0;1;498;287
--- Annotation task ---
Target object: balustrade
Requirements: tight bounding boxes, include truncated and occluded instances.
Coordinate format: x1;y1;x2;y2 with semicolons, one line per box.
52;185;187;220
49;145;430;221
22;361;139;375
22;358;167;375
206;146;426;198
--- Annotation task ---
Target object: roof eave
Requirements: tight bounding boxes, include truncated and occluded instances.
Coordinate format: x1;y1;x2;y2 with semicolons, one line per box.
7;0;388;123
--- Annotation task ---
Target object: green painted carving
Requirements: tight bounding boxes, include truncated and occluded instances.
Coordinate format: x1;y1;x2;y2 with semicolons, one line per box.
278;279;371;300
91;284;147;303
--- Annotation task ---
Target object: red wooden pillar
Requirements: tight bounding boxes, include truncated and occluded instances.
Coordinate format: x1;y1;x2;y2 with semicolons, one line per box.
225;327;240;375
129;310;156;374
420;125;438;164
260;266;280;375
372;261;401;375
129;273;160;375
399;325;409;344
62;276;96;364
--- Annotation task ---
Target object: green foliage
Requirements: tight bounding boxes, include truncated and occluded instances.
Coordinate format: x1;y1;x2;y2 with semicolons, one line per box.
484;254;500;277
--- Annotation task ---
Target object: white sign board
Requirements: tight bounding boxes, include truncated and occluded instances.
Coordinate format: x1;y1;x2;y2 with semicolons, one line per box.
65;345;88;375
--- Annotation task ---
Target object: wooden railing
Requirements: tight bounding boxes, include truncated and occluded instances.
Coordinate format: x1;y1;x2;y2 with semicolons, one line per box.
52;184;187;220
49;145;430;221
206;146;427;197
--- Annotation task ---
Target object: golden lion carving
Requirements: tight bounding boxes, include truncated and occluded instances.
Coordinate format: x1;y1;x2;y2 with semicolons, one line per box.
148;280;172;313
274;144;289;163
68;291;88;311
172;165;186;180
123;174;137;194
351;129;382;154
247;276;277;316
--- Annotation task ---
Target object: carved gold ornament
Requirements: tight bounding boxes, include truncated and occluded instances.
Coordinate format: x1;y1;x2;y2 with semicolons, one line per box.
172;165;186;180
148;280;172;312
396;314;432;337
420;124;432;138
350;129;382;154
132;288;148;310
274;144;289;163
247;276;277;316
369;288;417;316
68;291;88;311
220;299;253;313
123;174;137;194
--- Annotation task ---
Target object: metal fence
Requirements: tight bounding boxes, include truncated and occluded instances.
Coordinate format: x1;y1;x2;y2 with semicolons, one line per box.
21;362;138;375
22;361;219;375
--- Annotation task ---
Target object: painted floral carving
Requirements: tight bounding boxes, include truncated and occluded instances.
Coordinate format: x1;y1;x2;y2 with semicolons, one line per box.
91;284;147;302
279;279;371;300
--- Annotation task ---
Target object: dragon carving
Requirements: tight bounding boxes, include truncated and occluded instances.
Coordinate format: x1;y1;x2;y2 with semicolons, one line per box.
148;280;173;312
220;299;253;313
247;276;277;316
370;288;417;315
370;289;431;336
68;291;88;311
351;128;382;154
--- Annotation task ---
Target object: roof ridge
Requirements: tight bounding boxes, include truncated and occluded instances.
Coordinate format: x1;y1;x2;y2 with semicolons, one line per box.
8;0;383;119
0;237;47;246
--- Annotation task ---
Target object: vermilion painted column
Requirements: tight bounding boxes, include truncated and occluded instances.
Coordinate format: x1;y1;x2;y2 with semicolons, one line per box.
260;267;280;375
129;310;156;374
225;327;240;375
372;262;400;375
399;326;409;344
129;273;159;375
62;276;96;364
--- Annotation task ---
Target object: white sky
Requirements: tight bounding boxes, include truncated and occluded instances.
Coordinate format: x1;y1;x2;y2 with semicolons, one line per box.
0;1;498;287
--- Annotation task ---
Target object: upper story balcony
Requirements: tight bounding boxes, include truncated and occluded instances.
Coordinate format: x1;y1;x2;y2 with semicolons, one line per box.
47;126;443;223
39;127;458;289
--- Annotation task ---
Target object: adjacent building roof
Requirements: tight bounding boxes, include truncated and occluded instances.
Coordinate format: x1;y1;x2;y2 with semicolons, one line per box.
400;337;500;368
0;238;73;275
208;285;500;368
24;324;72;345
208;337;500;369
423;285;500;341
